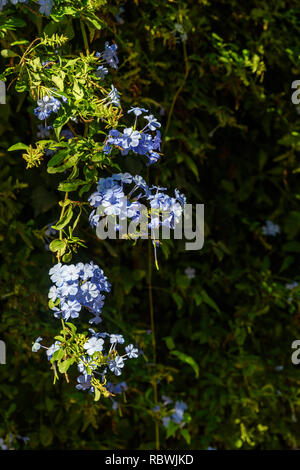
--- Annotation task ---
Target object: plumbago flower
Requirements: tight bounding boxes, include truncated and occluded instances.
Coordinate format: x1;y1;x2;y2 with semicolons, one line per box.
153;397;190;433
34;93;66;120
33;261;139;400
88;173;186;269
103;107;162;165
89;173;186;232
48;261;111;325
262;220;280;236
0;0;53;14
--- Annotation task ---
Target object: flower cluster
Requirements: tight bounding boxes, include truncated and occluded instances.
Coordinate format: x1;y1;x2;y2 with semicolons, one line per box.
262;220;280;236
0;0;52;15
33;328;139;399
38;0;52;16
75;332;138;390
34;94;64;121
89;173;186;235
103;107;161;165
185;267;196;279
96;42;119;70
153;396;189;429
286;281;298;290
48;261;111;325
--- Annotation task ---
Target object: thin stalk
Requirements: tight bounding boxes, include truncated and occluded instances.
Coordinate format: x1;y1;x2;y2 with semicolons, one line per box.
162;40;189;152
148;238;160;450
80;20;90;55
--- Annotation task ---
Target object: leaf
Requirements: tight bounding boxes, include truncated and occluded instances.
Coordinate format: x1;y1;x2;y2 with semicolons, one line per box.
166;419;177;439
53;112;70;140
58;358;74;374
47;149;68;168
172;292;183;309
181;429;191;445
51;348;64;362
8;142;29;151
170;350;199;378
52;206;73;230
65;322;77;334
58;180;85;192
163;336;175;350
201;289;220;313
49;239;67;253
1;49;18;58
47;154;78;174
94;388;101;402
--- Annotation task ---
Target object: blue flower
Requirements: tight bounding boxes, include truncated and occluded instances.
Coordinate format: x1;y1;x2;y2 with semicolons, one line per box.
102;42;119;69
144;114;161;131
37;124;52;139
0;0;7;11
286;281;298;290
171;400;188;423
262;220;280;236
121;128;141;149
38;0;52;16
106;381;127;394
106;84;121;107
162;395;172;405
81;282;99;301
76;374;94;392
61;299;81;320
83;337;104;355
110;334;125;345
34;95;62;120
96;65;109;79
128;107;148;117
48;285;58;302
185;267;195;280
162;416;170;428
109;356;125;376
32;337;43;352
46;341;61;360
125;344;139;358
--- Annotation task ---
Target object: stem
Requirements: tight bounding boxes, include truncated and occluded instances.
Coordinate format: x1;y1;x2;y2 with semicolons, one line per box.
148;238;160;450
57;192;69;263
162;40;189;152
61;318;69;383
80;20;90;55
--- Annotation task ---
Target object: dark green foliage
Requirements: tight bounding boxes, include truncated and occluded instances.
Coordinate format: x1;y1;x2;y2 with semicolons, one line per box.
0;0;299;450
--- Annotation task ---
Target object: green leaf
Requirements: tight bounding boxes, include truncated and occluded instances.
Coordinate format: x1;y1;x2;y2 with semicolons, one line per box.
166;419;178;439
47;149;68;168
94;388;101;402
8;142;29;151
47;154;78;174
1;49;18;58
201;289;220;313
170;350;199;378
58;180;85;192
65;322;77;334
58;357;75;374
163;336;175;350
52;207;73;230
172;292;183;309
51;348;64;362
181;429;191;445
49;239;67;253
